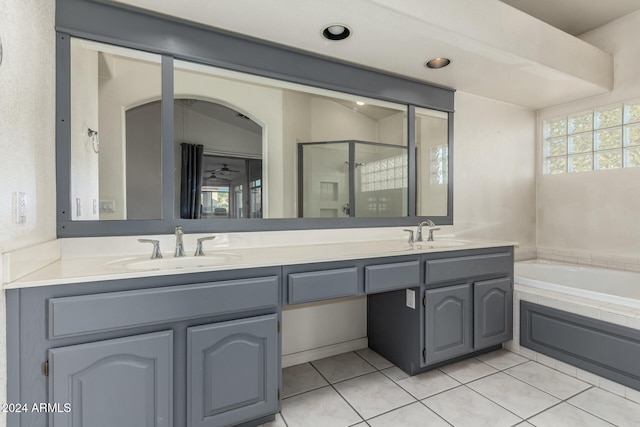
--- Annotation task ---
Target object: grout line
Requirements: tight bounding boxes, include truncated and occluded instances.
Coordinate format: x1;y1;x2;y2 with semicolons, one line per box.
417;395;456;426
564;387;621;426
282;349;626;427
460;384;526;423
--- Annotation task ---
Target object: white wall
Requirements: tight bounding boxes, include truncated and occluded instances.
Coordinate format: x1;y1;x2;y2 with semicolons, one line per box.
310;98;379;142
70;40;99;220
453;92;537;250
0;1;56;425
99;53;162;220
537;11;640;256
282;90;312;217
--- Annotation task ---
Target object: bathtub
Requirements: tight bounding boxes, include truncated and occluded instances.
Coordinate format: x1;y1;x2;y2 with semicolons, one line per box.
514;259;640;310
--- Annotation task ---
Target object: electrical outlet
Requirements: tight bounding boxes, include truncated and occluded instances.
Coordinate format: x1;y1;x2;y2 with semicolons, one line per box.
406;289;416;309
76;198;82;217
100;200;116;212
14;192;26;223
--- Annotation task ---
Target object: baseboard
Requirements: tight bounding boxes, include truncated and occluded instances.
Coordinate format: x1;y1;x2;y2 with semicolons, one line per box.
282;338;368;368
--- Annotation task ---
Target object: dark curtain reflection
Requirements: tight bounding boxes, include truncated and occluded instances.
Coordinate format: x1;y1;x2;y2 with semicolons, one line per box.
180;143;204;219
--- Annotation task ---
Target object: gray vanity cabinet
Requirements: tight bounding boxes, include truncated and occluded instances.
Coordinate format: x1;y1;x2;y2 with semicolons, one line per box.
367;247;514;375
187;314;278;427
6;266;281;427
424;283;472;365
474;277;513;349
49;330;173;427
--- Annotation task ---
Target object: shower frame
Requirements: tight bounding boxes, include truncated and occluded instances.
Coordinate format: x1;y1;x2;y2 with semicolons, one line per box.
297;140;409;218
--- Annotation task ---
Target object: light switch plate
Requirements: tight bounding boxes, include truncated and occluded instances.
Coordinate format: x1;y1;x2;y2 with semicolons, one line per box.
406;289;416;309
14;192;26;223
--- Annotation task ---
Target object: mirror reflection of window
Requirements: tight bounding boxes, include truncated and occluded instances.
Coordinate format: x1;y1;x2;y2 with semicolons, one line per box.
173;97;263;219
416;107;449;217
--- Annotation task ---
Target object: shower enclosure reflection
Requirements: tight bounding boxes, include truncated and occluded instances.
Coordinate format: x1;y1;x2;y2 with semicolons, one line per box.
298;141;408;218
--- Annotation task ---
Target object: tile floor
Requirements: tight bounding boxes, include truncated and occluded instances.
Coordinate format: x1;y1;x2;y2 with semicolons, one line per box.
262;348;640;427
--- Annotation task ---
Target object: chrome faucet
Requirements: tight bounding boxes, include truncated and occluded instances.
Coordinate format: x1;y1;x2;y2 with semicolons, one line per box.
194;236;216;256
417;220;440;242
174;225;186;257
138;238;162;259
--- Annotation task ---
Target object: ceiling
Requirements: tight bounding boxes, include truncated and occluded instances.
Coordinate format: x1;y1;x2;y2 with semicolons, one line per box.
110;0;635;110
500;0;640;36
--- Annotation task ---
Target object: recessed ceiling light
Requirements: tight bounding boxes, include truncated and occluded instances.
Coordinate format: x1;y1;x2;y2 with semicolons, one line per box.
356;101;365;106
322;24;351;41
425;58;451;69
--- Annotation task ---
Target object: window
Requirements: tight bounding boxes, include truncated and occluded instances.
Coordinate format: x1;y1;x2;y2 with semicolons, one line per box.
543;98;640;174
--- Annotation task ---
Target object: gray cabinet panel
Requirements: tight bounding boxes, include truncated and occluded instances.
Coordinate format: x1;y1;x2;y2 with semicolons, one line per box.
474;277;513;349
49;276;279;338
365;260;420;294
521;301;640;391
49;330;173;427
187;314;278;427
288;267;358;304
424;283;472;365
425;252;512;284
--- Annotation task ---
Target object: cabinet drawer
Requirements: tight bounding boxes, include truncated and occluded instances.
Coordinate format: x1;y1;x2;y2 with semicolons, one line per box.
48;276;279;339
425;252;512;285
288;267;358;304
365;261;419;294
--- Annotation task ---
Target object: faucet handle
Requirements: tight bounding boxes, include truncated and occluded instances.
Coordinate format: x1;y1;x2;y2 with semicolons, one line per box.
138;239;162;259
195;236;216;256
403;229;415;244
427;228;441;242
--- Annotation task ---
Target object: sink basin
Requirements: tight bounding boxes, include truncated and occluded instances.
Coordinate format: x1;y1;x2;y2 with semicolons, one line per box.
108;253;240;271
421;239;470;248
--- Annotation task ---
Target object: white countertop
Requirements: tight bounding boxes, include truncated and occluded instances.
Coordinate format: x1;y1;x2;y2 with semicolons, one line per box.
5;238;516;289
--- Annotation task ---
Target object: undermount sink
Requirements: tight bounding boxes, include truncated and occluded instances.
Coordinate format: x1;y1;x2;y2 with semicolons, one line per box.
421;239;470;248
108;253;240;271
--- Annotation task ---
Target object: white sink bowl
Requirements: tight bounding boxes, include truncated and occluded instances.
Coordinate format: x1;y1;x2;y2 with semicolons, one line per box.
108;253;240;271
423;239;470;248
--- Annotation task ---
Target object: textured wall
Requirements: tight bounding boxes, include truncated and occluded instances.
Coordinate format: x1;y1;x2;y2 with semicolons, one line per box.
0;1;57;425
453;91;537;250
538;11;640;256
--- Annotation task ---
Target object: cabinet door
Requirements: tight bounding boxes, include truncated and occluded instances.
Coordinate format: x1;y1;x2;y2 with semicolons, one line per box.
424;283;472;365
49;330;173;427
474;277;513;349
187;314;278;427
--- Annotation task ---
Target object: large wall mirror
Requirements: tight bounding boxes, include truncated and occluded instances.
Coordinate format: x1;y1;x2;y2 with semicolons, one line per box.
61;26;452;235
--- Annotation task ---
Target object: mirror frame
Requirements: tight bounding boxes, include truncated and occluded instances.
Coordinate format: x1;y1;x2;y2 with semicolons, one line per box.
56;0;455;237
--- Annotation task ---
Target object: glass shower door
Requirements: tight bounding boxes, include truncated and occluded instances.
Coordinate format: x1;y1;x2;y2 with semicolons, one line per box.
299;142;351;218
